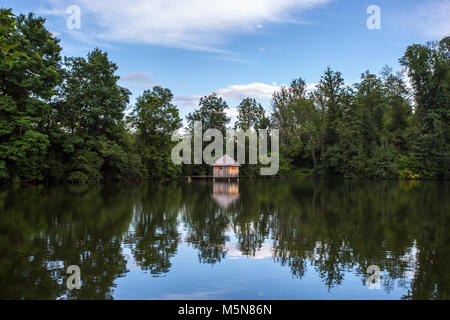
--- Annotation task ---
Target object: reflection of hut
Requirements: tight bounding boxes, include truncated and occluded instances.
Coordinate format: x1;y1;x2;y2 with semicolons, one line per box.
212;155;240;178
211;182;239;209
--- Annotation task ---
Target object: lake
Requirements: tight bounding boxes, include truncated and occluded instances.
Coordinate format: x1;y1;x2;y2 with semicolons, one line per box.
0;179;449;299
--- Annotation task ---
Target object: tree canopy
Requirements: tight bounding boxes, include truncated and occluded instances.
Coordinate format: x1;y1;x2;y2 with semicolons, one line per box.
0;9;448;183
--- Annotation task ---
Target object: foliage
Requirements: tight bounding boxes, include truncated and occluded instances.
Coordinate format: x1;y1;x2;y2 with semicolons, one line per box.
399;169;420;180
128;86;182;179
400;37;449;179
185;93;230;175
236;97;268;130
0;12;61;182
0;9;448;183
187;93;230;135
0;8;27;67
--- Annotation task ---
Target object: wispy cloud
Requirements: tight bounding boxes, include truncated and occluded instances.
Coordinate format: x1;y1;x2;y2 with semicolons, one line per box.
226;107;239;118
174;95;203;109
403;0;450;39
119;72;156;89
226;241;274;260
120;72;154;83
42;0;332;51
201;55;256;64
174;82;280;110
174;81;317;110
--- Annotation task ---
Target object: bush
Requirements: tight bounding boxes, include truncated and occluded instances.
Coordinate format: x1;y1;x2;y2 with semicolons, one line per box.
67;150;103;183
366;143;398;179
399;169;420;180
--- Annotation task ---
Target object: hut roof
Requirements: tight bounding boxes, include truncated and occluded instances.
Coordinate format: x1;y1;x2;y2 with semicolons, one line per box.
211;154;240;167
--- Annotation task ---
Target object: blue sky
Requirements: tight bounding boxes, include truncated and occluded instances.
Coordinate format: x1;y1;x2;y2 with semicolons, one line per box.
6;0;450;122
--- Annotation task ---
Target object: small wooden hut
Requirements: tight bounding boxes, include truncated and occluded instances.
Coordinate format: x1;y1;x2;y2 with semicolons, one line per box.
212;154;240;178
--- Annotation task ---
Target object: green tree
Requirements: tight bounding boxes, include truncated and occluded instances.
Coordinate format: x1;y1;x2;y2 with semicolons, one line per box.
0;8;26;67
292;96;322;170
53;49;131;182
272;78;306;145
312;67;349;175
236;97;267;131
186;93;230;175
271;78;313;174
354;71;386;155
317;67;346;147
128;86;182;178
400;37;450;179
381;66;413;153
0;13;61;182
187;93;230;135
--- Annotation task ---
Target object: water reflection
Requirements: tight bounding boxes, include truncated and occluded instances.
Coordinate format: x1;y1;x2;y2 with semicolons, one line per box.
0;184;132;299
211;182;240;209
0;179;449;299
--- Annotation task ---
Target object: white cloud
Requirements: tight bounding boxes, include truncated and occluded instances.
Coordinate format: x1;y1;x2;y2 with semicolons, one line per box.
174;81;318;109
305;82;318;91
216;82;281;100
202;55;255;64
120;72;154;84
174;95;203;109
226;241;274;260
226;107;239;118
119;72;156;89
217;82;317;100
174;83;281;110
43;0;332;51
406;0;450;39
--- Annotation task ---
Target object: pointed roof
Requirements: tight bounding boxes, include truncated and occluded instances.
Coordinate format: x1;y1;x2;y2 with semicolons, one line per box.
211;154;240;167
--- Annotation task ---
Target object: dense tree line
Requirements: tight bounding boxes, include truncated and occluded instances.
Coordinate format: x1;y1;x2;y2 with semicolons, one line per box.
0;10;448;184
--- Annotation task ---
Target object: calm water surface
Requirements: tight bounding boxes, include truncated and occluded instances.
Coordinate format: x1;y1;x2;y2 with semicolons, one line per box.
0;179;449;299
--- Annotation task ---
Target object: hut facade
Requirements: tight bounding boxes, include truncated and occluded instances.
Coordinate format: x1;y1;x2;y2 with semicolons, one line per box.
212;154;240;178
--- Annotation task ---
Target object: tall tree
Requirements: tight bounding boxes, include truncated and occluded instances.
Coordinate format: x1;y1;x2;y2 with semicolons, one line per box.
381;66;413;153
272;78;306;145
185;93;230;175
186;93;230;135
0;8;25;67
53;49;131;182
0;12;61;182
400;36;450;178
317;67;346;146
354;71;386;154
236;97;267;131
128;86;182;178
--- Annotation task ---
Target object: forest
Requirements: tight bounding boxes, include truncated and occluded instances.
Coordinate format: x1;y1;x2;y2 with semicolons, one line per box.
1;9;449;184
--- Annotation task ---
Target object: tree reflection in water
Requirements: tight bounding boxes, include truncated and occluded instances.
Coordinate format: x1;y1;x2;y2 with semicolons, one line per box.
0;179;448;299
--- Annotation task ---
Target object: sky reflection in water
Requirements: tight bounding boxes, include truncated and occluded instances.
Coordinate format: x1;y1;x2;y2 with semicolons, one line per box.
0;179;448;300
